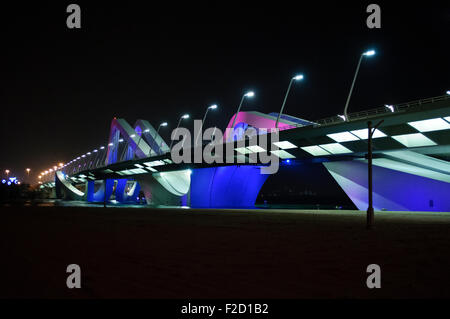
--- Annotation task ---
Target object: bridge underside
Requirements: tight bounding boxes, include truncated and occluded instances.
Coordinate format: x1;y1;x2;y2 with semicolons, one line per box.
324;152;450;212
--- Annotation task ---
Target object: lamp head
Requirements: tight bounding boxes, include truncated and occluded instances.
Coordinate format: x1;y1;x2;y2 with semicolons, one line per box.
209;104;218;110
244;91;254;97
161;122;168;126
182;114;189;119
385;104;395;112
293;74;304;81
363;50;376;56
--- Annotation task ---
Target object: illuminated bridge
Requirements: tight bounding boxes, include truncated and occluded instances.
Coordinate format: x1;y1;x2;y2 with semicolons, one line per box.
41;95;450;211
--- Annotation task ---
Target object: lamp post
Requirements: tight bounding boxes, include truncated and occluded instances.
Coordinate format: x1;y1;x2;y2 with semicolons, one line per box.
276;75;304;128
366;119;384;230
5;170;10;178
153;122;168;155
26;168;30;183
195;104;217;146
343;50;376;121
133;129;150;158
169;114;189;150
230;91;254;130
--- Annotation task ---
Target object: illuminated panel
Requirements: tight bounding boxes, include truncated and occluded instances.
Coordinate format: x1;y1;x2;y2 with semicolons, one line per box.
444;117;450;123
407;118;450;132
319;143;352;154
273;141;297;150
350;128;386;139
301;146;330;156
163;159;173;164
146;167;158;172
392;133;437;147
271;150;296;159
143;160;165;167
327;132;359;142
134;164;144;168
246;145;266;153
235;147;253;154
118;170;134;175
129;168;147;174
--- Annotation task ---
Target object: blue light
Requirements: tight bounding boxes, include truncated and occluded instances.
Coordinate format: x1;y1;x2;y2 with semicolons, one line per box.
1;179;6;184
7;181;11;186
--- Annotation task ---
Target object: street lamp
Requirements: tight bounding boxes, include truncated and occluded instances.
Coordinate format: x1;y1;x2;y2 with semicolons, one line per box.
26;168;30;182
343;49;376;121
169;114;189;149
5;169;10;178
446;90;450;95
276;74;304;128
153;122;168;155
195;104;218;146
230;91;254;130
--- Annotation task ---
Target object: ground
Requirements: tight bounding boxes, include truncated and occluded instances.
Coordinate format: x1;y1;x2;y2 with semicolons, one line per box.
1;205;450;298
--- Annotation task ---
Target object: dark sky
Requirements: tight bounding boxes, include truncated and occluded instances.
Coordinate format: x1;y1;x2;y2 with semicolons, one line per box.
1;1;449;182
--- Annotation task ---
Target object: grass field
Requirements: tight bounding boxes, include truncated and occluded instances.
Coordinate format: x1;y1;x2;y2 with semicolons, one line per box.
1;205;450;298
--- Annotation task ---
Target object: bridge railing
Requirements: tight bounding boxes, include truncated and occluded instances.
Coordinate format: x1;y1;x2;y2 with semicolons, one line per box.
314;94;450;127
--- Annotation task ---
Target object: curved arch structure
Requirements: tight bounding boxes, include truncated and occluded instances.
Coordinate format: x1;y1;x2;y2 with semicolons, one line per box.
134;119;170;156
224;111;313;140
324;154;450;212
190;166;269;208
115;179;141;202
86;179;115;202
135;174;189;206
55;171;85;201
153;170;191;196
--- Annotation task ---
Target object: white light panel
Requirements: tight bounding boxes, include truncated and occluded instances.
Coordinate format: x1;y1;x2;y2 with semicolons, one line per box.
319;143;352;154
235;147;253;154
350;129;386;139
300;146;330;156
273;141;298;150
246;145;266;153
270;150;296;159
392;133;437;147
327;132;359;142
408;118;450;132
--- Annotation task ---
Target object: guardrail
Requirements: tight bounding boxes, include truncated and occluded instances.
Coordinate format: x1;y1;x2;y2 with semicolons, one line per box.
314;94;450;127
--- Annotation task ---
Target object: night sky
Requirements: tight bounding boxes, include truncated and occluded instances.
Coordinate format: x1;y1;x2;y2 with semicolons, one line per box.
1;2;449;182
